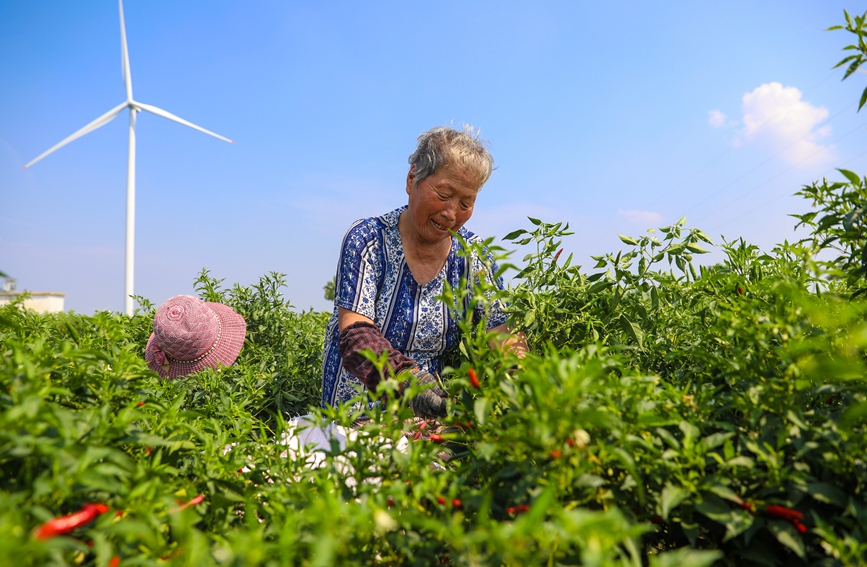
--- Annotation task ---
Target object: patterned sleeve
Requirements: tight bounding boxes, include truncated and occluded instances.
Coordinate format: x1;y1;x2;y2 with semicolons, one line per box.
471;240;509;330
333;219;385;321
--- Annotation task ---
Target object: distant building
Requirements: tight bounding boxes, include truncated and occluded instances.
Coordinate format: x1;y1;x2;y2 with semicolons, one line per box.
0;278;66;313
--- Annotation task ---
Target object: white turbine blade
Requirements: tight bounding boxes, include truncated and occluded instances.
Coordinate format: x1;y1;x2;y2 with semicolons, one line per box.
135;101;234;144
119;0;133;100
23;102;128;169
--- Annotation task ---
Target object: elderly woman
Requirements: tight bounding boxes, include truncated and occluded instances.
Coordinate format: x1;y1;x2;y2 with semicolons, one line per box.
321;125;526;419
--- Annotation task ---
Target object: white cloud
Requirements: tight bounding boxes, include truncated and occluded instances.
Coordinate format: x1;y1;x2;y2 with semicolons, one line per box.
708;109;727;127
618;209;662;223
734;82;834;165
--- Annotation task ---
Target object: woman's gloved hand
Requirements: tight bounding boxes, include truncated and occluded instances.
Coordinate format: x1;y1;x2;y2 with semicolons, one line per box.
403;368;447;418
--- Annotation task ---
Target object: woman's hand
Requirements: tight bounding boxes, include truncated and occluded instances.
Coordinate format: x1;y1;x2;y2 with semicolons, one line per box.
402;368;447;418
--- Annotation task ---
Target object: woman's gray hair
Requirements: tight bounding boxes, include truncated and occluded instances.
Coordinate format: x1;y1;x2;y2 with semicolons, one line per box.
408;125;494;188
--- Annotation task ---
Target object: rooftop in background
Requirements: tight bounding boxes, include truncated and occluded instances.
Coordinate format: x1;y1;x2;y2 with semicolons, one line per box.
0;279;66;313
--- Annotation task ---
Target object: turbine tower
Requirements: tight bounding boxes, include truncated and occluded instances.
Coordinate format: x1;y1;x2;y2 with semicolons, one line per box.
23;0;233;316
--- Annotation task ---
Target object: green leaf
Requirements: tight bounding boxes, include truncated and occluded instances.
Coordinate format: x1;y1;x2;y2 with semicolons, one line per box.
806;482;847;507
785;410;809;430
767;520;806;558
618;234;639;246
694;230;714;245
678;421;700;447
613;447;645;504
655;427;680;449
839;168;861;185
502;229;527;241
588;280;613;293
667;243;686;255
619;315;644;348
526;484;555;524
693;493;754;542
722;509;755;542
528;217;542;226
705;482;739;503
473;398;488;426
726;455;755;468
649;549;723;567
677;216;687;226
660;484;689;519
694;493;730;524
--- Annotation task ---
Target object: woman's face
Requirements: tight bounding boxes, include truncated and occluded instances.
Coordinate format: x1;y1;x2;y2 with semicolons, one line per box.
404;164;480;246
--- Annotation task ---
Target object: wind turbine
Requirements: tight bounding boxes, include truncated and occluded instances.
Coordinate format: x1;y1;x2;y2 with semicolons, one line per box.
23;0;233;316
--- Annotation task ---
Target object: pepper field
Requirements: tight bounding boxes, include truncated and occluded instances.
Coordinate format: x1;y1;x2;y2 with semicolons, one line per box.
2;13;867;567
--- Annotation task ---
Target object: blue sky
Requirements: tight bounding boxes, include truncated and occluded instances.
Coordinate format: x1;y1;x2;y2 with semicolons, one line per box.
2;1;866;314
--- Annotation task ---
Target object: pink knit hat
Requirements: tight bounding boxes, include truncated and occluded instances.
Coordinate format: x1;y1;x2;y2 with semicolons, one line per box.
144;295;246;379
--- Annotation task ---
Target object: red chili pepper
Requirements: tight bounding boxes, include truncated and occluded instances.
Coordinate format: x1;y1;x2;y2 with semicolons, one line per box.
418;421;427;431
794;519;807;533
454;421;473;430
429;434;443;442
436;496;447;505
109;556;120;567
650;515;664;525
765;505;803;521
161;548;184;561
115;509;123;517
387;496;394;508
173;494;205;512
452;499;462;508
506;506;516;515
137;401;144;407
566;439;575;447
553;248;563;264
765;504;808;533
737;286;744;295
734;498;755;513
33;503;110;539
516;504;530;513
550;450;562;458
468;369;480;389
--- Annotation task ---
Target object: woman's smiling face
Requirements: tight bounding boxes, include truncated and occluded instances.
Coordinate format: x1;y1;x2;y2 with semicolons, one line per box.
404;164;481;246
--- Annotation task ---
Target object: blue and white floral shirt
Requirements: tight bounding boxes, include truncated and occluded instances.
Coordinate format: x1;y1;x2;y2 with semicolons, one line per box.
321;206;508;407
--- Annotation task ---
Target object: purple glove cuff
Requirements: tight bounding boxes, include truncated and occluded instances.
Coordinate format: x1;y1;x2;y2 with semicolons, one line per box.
338;321;415;391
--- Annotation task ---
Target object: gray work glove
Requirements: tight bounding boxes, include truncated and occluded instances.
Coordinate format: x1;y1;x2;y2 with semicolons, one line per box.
403;368;447;419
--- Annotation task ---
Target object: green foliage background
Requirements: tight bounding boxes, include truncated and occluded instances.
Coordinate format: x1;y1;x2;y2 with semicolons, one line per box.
2;12;867;567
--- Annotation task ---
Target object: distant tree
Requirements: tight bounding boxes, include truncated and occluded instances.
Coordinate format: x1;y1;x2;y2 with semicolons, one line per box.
323;276;335;301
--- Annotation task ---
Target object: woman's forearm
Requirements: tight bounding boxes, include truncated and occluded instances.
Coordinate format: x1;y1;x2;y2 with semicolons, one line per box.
487;323;528;358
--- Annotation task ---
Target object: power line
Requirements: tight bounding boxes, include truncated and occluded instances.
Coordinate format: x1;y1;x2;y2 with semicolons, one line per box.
662;71;841;202
706;145;867;233
681;99;858;216
692;119;867;226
